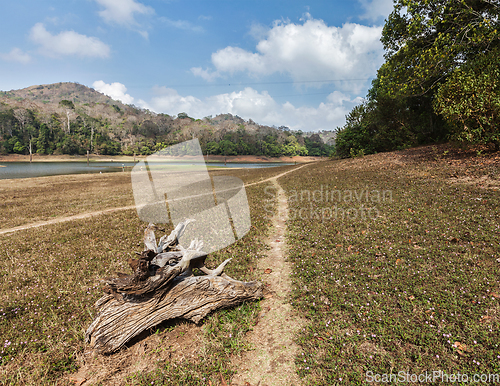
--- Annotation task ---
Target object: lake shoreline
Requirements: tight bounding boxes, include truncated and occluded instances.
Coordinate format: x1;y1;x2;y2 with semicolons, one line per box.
0;154;324;164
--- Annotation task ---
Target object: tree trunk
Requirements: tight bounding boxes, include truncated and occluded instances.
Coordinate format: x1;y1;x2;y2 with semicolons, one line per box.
85;221;263;354
90;125;94;152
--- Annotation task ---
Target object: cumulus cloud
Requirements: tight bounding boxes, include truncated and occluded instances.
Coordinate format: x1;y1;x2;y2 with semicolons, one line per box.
358;0;395;22
94;0;154;26
147;87;204;115
30;23;110;58
191;15;384;91
0;48;31;64
146;87;355;131
92;80;135;104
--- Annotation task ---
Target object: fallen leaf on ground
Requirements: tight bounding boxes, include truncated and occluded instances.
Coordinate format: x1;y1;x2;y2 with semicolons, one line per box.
69;376;86;386
453;341;472;355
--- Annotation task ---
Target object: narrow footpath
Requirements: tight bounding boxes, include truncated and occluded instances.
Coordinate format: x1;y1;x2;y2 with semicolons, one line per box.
231;177;304;386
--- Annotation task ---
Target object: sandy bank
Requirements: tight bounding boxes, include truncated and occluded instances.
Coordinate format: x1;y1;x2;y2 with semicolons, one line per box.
0;153;324;163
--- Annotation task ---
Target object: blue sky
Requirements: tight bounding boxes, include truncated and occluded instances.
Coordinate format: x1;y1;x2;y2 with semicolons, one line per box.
0;0;394;132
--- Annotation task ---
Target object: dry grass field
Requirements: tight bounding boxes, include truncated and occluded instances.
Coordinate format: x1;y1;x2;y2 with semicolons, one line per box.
0;165;290;385
281;144;500;384
0;143;499;385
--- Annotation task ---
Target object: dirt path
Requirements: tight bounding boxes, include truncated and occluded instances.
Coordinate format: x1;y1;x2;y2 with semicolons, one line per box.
0;165;309;236
0;206;137;236
231;177;303;386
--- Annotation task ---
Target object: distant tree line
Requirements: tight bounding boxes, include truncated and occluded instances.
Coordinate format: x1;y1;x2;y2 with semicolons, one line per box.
0;101;122;156
201;129;333;157
0;102;334;158
335;0;499;158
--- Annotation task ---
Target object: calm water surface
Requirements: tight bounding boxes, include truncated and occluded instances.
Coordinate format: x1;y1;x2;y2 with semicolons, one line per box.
0;161;293;180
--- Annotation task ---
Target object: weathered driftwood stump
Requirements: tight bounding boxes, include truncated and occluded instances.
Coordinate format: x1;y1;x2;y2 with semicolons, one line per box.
85;220;263;354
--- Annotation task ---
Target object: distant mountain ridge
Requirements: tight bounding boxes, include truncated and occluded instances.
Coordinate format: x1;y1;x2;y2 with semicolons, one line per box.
0;82;335;157
1;82;127;107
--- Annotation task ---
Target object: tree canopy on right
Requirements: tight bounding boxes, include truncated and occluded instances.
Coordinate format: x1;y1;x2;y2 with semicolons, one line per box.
336;0;499;157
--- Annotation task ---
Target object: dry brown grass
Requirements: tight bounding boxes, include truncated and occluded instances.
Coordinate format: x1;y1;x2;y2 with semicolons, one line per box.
0;164;300;385
0;173;135;229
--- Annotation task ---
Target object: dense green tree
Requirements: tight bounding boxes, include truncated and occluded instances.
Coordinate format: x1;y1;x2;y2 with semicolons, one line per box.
59;100;75;109
336;0;499;157
219;140;238;156
12;138;25;154
381;0;499;97
335;104;375;158
177;112;191;120
36;124;51;154
434;48;500;148
205;141;219;155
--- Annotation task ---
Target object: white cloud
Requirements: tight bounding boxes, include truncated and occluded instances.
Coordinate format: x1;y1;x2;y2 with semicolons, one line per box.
213;46;268;75
248;22;270;41
94;0;154;26
92;80;135;104
191;16;384;91
30;23;110;58
0;48;31;64
190;67;221;82
358;0;394;22
146;87;356;131
148;87;205;115
160;17;204;32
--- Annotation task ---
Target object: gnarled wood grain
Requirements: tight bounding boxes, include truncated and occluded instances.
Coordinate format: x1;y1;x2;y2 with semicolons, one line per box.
85;220;263;354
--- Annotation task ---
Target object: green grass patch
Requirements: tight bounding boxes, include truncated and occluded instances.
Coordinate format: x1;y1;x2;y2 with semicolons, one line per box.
281;158;500;385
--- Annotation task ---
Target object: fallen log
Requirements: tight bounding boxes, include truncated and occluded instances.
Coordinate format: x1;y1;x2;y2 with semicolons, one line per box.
85;220;263;354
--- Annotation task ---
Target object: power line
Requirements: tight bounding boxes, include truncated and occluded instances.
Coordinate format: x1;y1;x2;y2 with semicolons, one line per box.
162;78;372;88
273;91;337;98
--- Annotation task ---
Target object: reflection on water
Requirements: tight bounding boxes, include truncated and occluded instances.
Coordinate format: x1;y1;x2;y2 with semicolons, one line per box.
0;161;293;180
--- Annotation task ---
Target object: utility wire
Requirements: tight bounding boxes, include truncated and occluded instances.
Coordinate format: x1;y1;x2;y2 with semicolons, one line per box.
162;78;372;88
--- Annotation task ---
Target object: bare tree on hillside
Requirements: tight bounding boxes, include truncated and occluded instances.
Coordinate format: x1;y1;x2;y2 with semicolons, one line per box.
13;108;31;133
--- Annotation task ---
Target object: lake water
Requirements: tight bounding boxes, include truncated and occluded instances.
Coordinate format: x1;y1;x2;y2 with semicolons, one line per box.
0;161;294;180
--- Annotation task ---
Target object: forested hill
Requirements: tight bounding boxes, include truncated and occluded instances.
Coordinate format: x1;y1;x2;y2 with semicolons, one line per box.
0;82;334;157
